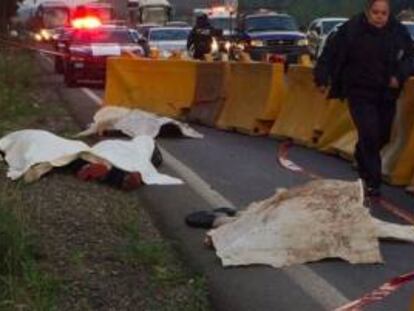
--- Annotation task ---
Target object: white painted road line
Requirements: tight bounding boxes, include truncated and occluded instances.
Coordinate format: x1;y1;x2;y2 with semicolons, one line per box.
40;53;53;65
160;147;235;209
81;87;103;106
39;53;103;106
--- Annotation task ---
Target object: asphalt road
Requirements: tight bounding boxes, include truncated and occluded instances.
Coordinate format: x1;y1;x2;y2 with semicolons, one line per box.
39;54;414;311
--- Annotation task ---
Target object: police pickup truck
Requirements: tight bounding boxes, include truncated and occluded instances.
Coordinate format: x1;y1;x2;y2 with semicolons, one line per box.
236;11;309;63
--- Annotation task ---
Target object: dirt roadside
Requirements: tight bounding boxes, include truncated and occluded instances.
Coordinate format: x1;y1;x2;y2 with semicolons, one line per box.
0;47;211;311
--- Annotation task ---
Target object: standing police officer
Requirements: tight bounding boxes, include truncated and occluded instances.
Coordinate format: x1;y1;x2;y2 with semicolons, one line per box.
187;14;215;60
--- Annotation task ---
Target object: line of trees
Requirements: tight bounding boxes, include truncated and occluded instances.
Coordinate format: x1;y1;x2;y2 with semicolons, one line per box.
172;0;414;25
284;0;413;25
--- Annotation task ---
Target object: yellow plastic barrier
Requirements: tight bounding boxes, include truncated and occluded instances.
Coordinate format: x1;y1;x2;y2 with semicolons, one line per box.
299;54;313;67
382;78;414;185
104;57;197;118
187;62;229;127
316;100;357;160
216;62;285;135
259;63;285;121
270;65;327;146
393;129;414;186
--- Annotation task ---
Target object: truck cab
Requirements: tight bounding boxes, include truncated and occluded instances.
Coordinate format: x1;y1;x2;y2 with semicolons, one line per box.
236;11;309;63
28;1;71;42
128;0;172;26
206;6;236;38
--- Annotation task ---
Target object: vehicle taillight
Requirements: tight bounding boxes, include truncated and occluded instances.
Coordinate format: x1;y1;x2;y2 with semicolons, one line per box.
71;17;102;29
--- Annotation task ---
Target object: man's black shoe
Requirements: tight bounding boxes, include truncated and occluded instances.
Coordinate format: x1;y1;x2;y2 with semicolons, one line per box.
365;187;381;198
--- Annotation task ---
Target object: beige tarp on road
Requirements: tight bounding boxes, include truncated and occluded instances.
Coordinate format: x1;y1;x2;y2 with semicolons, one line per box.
208;180;414;268
78;107;203;139
0;130;183;185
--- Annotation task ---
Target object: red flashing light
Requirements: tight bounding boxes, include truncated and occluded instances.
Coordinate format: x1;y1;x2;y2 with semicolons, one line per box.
71;17;102;29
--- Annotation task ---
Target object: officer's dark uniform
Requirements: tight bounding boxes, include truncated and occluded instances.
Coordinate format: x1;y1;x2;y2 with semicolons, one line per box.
187;14;215;60
314;13;414;195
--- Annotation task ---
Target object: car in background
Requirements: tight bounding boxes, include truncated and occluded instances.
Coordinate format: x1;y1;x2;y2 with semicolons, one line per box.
317;20;414;60
314;22;345;59
136;23;159;38
403;21;414;49
235;11;309;63
54;26;75;73
62;25;146;86
147;26;191;58
165;21;190;28
307;17;348;58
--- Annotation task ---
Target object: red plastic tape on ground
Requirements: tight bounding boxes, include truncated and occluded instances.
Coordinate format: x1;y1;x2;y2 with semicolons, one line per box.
334;271;414;311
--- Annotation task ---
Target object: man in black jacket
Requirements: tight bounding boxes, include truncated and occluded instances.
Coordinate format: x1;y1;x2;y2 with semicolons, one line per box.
187;14;216;60
314;0;414;198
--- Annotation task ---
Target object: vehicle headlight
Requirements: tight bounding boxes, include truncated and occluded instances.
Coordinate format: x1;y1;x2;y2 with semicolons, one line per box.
34;33;42;41
297;38;309;46
149;47;159;58
224;41;231;52
40;29;51;40
211;38;219;53
161;50;172;59
250;40;265;47
236;43;245;51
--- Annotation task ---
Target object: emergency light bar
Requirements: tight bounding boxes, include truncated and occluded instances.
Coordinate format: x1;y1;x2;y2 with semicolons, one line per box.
71;17;102;29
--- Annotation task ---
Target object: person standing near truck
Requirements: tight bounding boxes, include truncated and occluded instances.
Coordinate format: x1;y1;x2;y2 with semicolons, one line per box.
314;0;414;198
187;14;216;60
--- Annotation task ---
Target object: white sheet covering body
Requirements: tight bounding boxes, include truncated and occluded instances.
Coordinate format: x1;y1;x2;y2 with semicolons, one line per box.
82;136;182;185
0;130;90;181
78;106;203;139
208;180;414;268
0;130;182;185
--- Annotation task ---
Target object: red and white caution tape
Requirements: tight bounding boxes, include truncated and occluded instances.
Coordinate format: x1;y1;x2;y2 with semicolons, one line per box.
334;271;414;311
277;141;320;179
0;37;65;57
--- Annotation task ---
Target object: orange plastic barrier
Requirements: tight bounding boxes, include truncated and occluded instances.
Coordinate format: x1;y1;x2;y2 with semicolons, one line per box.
382;78;414;185
316;100;357;160
104;57;197;118
270;65;327;146
216;62;285;135
187;62;229;127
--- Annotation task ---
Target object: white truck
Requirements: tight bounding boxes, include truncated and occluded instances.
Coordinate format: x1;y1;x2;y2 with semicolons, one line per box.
197;6;236;37
127;0;172;26
15;1;70;41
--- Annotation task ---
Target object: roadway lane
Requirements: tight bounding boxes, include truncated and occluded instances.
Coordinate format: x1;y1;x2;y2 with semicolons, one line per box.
40;54;414;310
159;125;414;311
